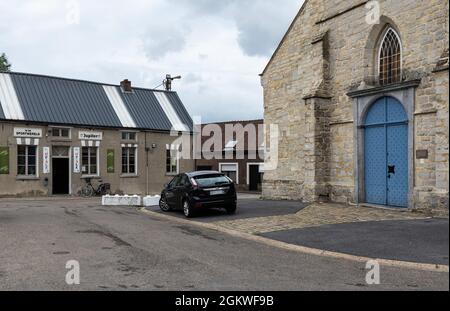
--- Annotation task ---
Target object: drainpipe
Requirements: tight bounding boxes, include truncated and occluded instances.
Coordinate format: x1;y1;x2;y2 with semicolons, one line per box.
145;132;149;196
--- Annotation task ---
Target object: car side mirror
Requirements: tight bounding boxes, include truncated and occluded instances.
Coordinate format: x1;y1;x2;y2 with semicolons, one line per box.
164;183;169;189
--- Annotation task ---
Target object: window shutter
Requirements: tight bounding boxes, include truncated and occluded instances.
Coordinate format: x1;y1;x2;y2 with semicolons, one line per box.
0;147;9;174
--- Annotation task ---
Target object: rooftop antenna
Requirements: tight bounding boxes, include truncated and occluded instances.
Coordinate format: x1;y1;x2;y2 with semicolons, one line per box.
163;74;181;91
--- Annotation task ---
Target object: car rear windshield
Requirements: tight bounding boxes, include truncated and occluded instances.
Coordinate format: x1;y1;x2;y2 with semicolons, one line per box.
194;175;231;187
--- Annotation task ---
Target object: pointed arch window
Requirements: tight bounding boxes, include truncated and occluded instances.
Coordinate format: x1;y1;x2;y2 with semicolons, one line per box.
378;28;402;85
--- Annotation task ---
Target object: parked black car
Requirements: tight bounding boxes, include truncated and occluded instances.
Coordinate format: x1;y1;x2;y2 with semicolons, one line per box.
159;171;237;218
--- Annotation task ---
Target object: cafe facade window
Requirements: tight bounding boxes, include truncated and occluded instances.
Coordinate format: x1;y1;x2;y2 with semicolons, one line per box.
166;146;179;175
81;146;98;176
51;127;71;139
122;146;137;175
17;145;38;177
121;131;137;141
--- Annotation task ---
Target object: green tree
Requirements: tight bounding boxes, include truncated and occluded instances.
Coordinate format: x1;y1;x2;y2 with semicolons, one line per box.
0;53;11;72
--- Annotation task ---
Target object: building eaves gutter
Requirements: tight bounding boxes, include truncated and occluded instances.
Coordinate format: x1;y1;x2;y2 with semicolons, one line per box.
0;118;194;135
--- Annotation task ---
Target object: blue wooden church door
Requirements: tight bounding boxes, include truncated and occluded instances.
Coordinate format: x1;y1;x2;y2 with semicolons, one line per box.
364;97;408;208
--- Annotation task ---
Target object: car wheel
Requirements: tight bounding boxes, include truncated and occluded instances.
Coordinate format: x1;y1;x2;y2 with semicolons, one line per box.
159;196;172;212
226;205;237;215
183;200;195;218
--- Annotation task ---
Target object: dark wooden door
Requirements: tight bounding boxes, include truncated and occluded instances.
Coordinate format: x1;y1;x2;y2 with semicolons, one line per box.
52;158;69;194
249;165;261;191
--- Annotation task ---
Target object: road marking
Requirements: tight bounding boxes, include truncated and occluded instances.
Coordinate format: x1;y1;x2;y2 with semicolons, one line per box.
140;208;449;273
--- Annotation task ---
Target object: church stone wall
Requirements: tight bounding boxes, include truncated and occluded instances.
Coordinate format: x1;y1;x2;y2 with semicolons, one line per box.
262;0;449;212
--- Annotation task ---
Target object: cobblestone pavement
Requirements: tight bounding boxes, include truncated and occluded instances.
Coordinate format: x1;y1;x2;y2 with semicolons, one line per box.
214;202;436;235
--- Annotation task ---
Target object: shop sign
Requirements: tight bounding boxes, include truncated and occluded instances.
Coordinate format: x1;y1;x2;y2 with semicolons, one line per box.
79;131;103;140
14;128;42;138
43;147;50;174
107;149;115;173
0;147;9;174
73;147;81;173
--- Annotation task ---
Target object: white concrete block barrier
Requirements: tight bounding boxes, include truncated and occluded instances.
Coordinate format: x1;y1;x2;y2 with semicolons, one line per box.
143;195;161;207
102;195;142;206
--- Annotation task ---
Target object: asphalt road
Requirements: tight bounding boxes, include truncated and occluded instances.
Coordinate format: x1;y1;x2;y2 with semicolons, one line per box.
149;198;308;223
262;219;449;265
0;199;448;291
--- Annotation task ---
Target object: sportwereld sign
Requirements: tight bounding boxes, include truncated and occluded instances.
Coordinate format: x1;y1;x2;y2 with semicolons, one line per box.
79;131;103;140
14;128;43;138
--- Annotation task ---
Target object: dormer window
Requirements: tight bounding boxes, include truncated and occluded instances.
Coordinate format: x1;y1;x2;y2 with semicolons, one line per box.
378;27;402;85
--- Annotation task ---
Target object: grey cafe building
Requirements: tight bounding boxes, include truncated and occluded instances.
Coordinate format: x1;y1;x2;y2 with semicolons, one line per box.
0;72;194;197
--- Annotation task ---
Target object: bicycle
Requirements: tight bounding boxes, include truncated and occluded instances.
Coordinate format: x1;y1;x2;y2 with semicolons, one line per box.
81;178;111;197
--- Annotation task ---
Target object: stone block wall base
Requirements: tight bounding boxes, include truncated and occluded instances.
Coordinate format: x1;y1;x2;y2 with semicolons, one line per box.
414;189;449;212
263;180;355;206
329;184;354;204
262;180;307;201
0;190;48;198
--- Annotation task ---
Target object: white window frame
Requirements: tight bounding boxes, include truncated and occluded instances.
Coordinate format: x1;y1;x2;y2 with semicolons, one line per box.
17;145;39;178
166;148;179;175
377;27;403;84
219;162;239;184
121;131;138;141
121;146;138;176
81;146;100;177
49;126;72;139
246;163;264;185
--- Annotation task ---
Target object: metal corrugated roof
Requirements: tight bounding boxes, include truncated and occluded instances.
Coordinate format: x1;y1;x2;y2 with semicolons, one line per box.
0;72;193;132
119;88;173;131
0;73;25;120
0;99;4;119
165;92;194;131
10;73;123;128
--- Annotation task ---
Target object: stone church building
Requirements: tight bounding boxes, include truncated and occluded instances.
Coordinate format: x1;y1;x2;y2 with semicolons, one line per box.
261;0;449;212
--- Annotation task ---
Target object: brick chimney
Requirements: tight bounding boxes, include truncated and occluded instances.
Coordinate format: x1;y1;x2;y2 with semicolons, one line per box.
120;79;132;92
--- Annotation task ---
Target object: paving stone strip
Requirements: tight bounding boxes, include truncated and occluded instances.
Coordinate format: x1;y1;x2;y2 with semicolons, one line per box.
214;203;432;235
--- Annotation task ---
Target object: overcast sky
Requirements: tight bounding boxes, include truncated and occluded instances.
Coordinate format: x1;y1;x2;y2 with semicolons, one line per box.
0;0;303;123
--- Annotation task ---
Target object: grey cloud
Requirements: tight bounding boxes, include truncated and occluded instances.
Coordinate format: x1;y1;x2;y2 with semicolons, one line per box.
142;24;190;60
1;0;296;123
233;1;302;56
168;0;302;56
172;0;235;14
184;73;204;84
